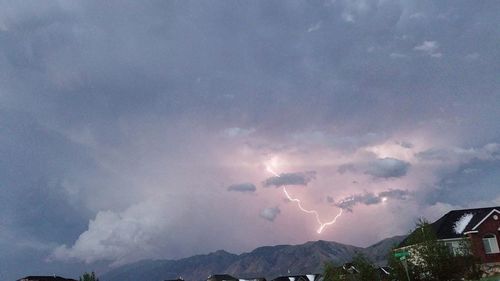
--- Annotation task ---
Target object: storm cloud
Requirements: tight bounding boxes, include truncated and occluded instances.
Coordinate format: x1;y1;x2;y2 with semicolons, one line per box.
0;0;499;279
364;158;411;178
338;158;410;179
335;189;411;211
263;171;316;187
259;207;281;222
227;183;257;193
416;143;500;162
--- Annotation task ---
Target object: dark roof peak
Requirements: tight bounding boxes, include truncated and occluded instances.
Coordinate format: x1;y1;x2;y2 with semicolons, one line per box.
446;206;499;214
399;205;500;247
433;206;500;239
18;276;78;281
208;274;238;281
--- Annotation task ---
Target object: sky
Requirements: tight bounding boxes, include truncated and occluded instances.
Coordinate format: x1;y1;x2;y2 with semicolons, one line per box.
1;0;500;279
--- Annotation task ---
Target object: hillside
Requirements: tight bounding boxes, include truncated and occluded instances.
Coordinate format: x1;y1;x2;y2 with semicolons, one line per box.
102;236;405;281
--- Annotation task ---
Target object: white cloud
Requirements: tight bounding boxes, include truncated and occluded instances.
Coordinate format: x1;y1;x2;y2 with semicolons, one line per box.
52;200;175;266
259;207;281;222
390;53;409;59
414;41;442;57
223;127;255;138
414;41;439;53
307;22;322;32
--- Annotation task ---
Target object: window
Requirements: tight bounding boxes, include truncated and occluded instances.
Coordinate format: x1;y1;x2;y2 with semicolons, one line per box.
444;240;466;256
482;234;500;254
445;242;454;253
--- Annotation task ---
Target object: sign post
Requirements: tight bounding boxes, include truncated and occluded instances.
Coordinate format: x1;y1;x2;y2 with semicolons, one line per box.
394;251;411;281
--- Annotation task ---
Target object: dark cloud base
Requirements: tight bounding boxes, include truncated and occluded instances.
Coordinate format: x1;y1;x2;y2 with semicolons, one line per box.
263;171;316;187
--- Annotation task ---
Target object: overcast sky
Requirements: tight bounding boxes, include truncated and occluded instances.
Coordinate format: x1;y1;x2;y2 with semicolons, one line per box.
1;0;500;279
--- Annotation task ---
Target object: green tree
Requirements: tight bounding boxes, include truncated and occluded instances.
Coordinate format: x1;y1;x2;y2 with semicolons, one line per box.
351;253;378;281
323;254;378;281
388;218;481;281
79;272;99;281
323;261;343;281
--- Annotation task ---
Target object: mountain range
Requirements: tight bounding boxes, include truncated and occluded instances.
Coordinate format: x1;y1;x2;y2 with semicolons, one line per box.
101;235;405;281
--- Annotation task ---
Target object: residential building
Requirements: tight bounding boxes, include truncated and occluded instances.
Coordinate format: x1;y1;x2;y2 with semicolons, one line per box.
271;274;322;281
17;276;77;281
208;274;239;281
398;206;500;275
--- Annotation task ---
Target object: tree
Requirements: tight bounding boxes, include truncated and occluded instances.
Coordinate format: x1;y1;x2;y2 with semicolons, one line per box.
323;261;343;281
388;218;481;281
323;254;378;281
351;253;378;281
79;272;99;281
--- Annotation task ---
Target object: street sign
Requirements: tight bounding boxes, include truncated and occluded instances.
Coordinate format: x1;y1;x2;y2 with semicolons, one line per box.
394;251;410;258
401;259;411;281
394;251;411;281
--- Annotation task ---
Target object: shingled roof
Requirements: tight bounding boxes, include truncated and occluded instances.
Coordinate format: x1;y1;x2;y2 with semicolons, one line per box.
17;276;77;281
432;206;500;239
271;275;320;281
208;274;239;281
400;206;500;247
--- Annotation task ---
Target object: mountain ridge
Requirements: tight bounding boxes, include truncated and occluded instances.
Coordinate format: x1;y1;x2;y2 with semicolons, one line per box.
102;235;406;281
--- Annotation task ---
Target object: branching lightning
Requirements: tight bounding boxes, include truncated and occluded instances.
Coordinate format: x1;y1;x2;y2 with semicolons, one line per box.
283;187;343;233
265;164;343;234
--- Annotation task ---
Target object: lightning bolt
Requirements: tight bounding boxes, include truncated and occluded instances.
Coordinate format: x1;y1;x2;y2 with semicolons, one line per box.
266;166;280;177
266;164;343;234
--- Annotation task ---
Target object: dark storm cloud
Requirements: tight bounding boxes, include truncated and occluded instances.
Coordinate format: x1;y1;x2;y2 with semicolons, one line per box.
1;0;499;138
0;0;499;278
416;143;500;162
0;110;92;243
338;158;410;179
396;141;414;149
0;110;95;279
423;159;500;206
378;189;411;200
263;171;316;187
335;189;411;211
335;193;380;211
364;158;410;178
416;148;456;161
227;183;257;193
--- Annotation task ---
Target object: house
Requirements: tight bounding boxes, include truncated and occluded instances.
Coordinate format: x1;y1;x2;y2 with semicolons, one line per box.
376;267;391;281
208;274;239;281
238;278;267;281
338;263;391;281
271;274;322;281
398;206;500;275
17;276;78;281
341;263;359;275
